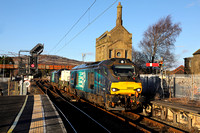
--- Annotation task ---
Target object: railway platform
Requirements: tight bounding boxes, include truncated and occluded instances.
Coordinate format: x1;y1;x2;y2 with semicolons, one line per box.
151;99;200;131
0;94;66;133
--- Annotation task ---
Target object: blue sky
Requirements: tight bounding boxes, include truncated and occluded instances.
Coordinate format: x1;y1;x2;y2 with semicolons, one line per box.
0;0;200;66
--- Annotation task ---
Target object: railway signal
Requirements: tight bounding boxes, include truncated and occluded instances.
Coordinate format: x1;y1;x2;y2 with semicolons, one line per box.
146;57;164;75
29;43;44;75
159;61;164;67
146;63;159;67
30;43;44;55
146;61;164;68
29;55;38;75
17;43;44;95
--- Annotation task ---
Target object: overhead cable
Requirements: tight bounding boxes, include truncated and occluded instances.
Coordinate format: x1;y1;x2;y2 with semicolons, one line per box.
49;0;96;54
55;0;118;54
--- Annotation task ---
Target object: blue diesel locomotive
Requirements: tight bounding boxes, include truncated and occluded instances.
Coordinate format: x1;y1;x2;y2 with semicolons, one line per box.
69;58;143;110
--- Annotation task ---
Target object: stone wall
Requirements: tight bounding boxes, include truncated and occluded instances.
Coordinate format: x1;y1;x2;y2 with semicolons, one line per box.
191;54;200;74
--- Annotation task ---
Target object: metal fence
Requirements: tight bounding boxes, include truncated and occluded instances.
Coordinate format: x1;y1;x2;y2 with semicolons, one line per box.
140;75;161;97
140;74;200;101
170;74;200;101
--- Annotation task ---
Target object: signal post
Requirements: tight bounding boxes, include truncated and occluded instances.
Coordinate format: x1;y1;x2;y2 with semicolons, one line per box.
146;57;164;98
18;43;44;95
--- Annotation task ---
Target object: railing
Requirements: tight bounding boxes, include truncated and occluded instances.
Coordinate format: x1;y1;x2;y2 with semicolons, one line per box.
0;64;18;69
0;64;76;70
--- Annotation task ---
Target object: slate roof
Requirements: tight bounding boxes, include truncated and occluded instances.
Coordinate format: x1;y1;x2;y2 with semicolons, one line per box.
171;65;185;74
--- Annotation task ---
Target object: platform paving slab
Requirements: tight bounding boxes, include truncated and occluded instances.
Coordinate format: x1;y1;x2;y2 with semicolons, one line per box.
0;95;67;133
0;96;26;132
41;95;67;133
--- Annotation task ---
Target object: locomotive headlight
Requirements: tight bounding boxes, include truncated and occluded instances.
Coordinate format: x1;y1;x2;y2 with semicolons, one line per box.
135;88;141;92
112;88;120;92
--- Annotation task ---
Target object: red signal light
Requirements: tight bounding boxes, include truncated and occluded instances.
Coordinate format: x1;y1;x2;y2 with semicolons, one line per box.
31;64;35;68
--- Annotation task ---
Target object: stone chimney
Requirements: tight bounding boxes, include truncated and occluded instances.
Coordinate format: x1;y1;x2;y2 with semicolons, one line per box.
116;2;122;26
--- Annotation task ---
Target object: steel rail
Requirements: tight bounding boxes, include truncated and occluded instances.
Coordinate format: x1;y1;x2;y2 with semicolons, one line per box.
39;79;185;133
41;80;151;133
79;95;184;133
52;101;77;133
78;97;151;133
47;87;111;133
115;111;185;133
56;85;184;133
36;81;76;133
37;80;111;133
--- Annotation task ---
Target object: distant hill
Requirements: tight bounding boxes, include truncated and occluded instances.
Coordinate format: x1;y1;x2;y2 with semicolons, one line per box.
38;55;83;65
12;54;83;66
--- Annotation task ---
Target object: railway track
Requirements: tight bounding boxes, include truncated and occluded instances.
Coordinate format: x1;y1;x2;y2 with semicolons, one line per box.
77;96;185;133
36;80;186;133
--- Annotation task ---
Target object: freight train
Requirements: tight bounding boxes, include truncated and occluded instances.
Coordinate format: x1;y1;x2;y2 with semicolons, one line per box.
50;58;143;111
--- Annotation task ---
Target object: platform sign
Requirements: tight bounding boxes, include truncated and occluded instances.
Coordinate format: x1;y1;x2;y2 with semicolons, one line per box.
24;80;31;88
146;63;159;67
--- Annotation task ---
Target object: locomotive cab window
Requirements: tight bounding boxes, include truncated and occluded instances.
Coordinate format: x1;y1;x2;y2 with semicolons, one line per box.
88;72;94;89
113;65;136;77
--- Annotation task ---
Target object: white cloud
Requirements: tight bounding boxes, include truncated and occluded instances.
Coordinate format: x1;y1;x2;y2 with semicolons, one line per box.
182;49;189;54
187;2;195;8
186;0;200;8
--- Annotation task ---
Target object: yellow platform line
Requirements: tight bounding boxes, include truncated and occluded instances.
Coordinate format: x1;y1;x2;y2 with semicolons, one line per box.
29;95;45;133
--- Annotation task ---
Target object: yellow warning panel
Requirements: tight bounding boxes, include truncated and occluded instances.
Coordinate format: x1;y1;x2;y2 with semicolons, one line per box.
29;95;45;133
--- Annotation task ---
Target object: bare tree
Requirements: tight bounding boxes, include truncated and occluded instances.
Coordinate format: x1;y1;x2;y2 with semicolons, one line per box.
139;15;182;68
132;48;154;74
132;48;146;64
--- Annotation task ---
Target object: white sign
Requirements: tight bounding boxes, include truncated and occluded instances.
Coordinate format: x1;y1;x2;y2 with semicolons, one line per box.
24;80;31;88
61;70;70;81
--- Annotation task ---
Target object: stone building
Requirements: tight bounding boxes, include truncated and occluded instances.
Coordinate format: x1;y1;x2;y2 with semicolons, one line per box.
184;49;200;74
95;2;132;61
